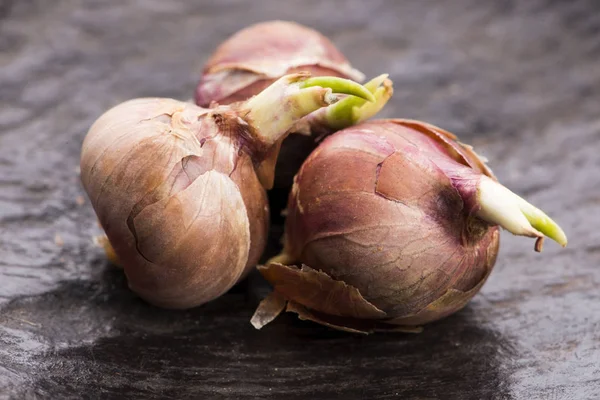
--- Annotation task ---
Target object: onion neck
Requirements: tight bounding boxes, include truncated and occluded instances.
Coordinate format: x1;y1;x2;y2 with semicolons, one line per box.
239;73;374;188
475;175;567;251
287;74;394;139
324;74;393;131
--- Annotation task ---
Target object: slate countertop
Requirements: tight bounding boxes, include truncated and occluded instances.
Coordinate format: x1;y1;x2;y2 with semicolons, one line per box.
1;1;598;399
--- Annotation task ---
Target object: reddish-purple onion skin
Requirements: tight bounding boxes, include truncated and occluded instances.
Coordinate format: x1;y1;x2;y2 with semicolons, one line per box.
281;119;500;324
195;20;363;107
197;65;351;108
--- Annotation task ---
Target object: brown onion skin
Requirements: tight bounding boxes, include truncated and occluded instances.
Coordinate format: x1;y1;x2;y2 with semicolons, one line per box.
80;98;268;309
282;119;500;323
195;20;364;191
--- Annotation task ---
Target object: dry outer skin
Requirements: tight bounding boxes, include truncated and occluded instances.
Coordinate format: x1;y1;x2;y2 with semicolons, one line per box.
258;263;387;320
80;98;267;308
284;302;424;334
276;120;501;323
202;21;361;78
1;1;599;398
196;20;364;107
258;226;498;329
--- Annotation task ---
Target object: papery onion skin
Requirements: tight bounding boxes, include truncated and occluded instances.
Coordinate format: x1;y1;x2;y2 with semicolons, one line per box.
81;98;267;309
280;119;501;323
195;20;364;107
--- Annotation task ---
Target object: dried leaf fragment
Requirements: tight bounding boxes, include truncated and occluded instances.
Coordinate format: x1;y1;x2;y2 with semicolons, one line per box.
251;291;288;330
258;263;387;320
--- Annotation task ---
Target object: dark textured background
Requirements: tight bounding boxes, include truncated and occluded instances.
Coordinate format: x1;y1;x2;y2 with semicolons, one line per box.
1;0;599;399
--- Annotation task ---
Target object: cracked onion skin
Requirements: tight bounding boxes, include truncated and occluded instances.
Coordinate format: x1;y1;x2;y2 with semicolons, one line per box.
81;99;267;309
79;73;375;309
254;119;567;332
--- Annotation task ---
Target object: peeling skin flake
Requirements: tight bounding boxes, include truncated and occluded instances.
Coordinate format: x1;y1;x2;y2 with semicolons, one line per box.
250;291;287;329
259;263;387;320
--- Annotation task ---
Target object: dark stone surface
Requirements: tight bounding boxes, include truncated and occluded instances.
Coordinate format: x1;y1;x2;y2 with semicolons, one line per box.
0;0;598;399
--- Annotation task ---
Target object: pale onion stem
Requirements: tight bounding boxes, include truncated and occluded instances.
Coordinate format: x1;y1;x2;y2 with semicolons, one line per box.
243;73;374;148
325;74;393;130
476;175;567;251
300;76;375;102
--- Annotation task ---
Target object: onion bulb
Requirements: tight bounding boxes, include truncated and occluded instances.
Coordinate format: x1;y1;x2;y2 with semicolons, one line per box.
252;119;567;333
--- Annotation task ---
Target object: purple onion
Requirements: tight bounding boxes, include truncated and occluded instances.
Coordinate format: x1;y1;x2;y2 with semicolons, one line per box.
253;119;567;333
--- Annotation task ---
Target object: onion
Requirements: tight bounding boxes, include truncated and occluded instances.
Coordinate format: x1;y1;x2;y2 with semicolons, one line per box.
252;119;567;333
80;73;375;309
195;20;393;192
